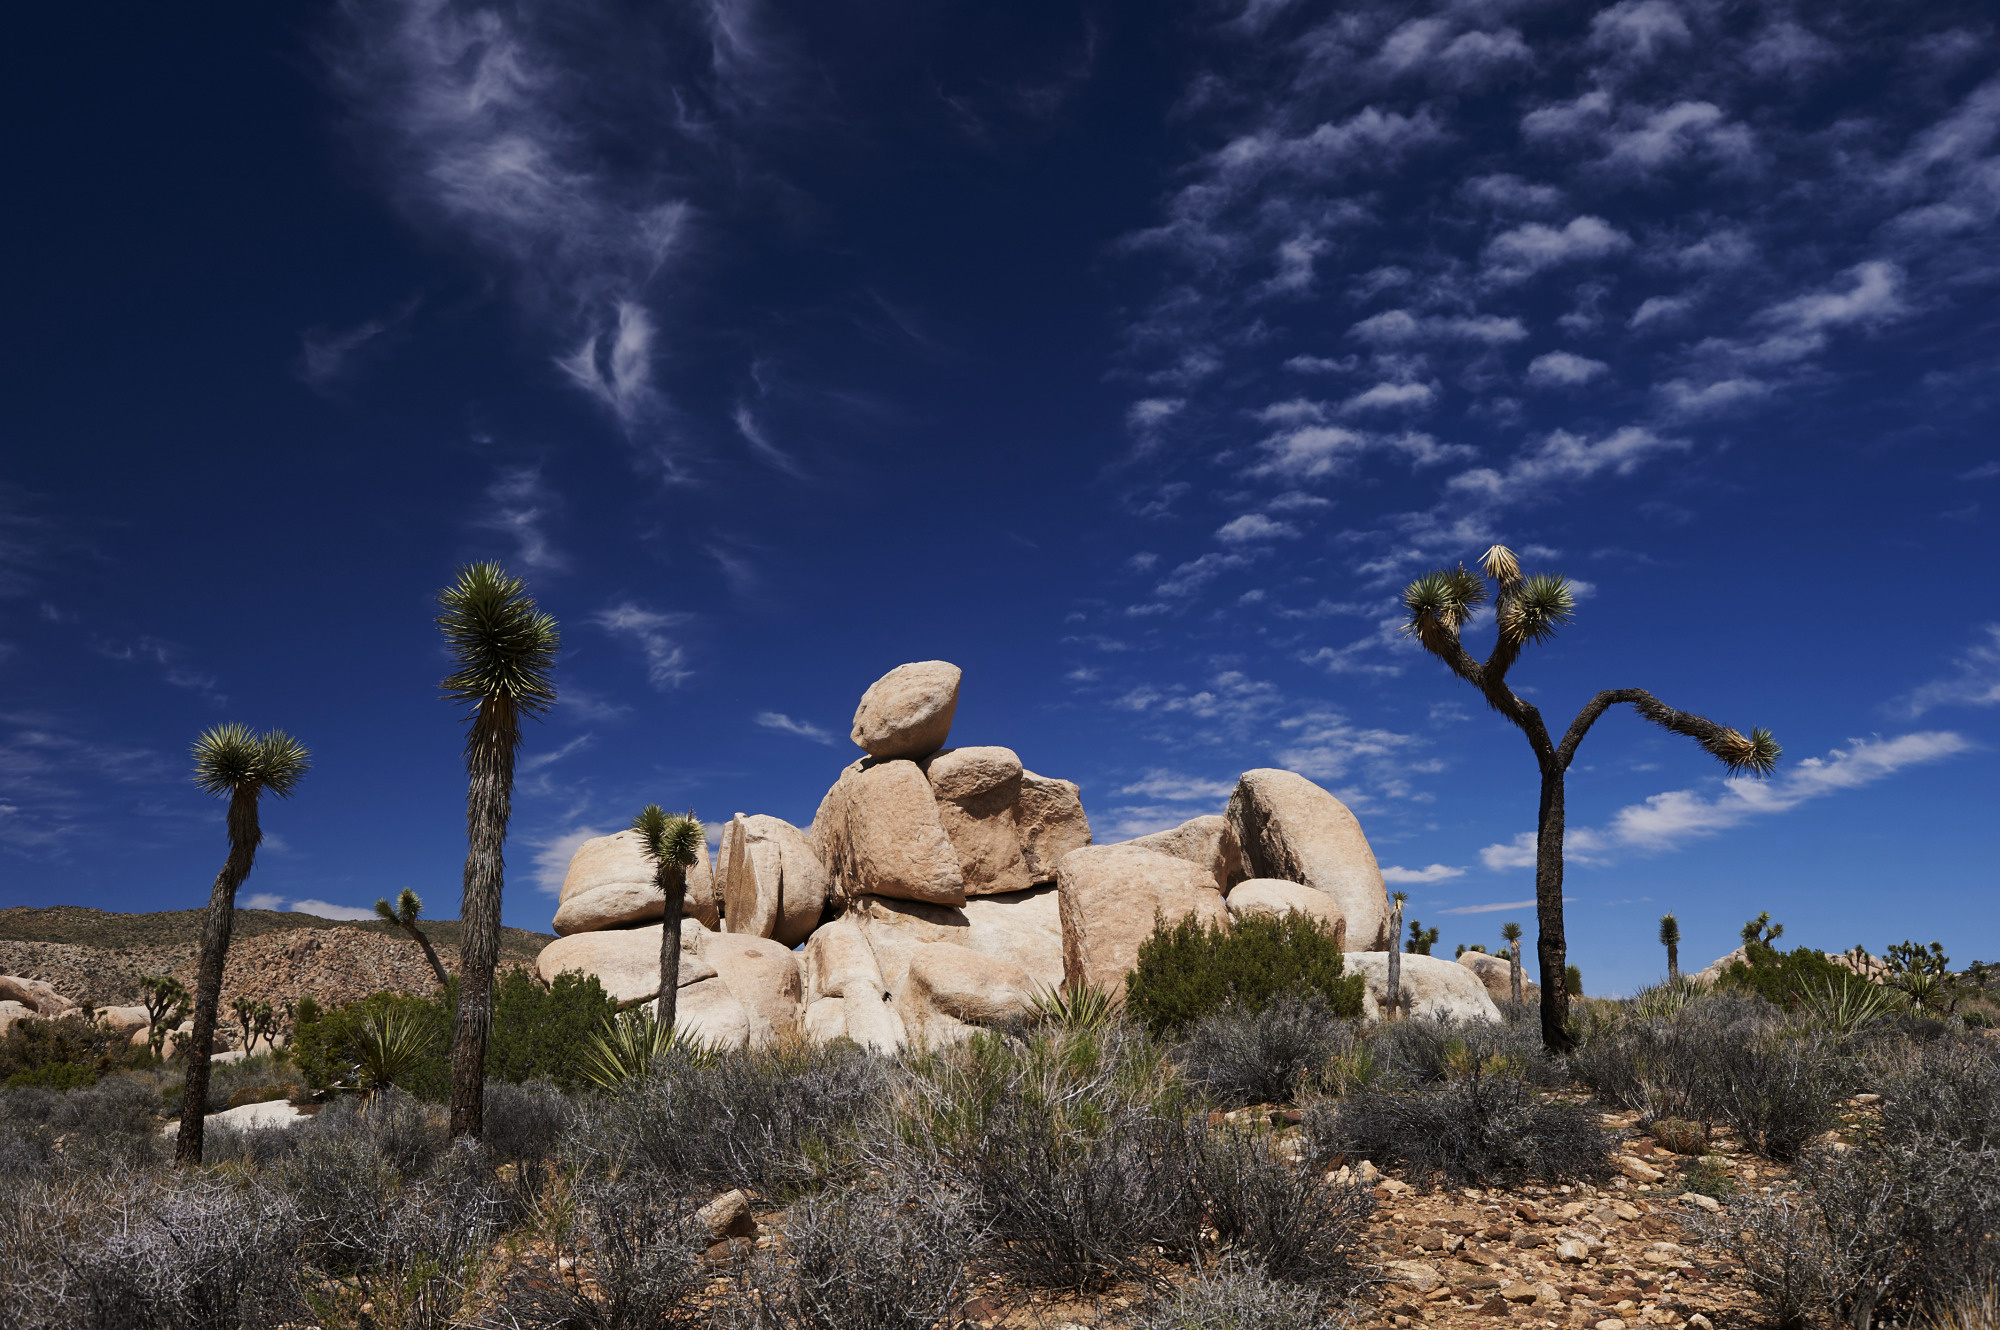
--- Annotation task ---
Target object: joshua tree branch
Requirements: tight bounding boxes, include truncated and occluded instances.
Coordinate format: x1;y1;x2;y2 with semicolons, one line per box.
1555;688;1776;773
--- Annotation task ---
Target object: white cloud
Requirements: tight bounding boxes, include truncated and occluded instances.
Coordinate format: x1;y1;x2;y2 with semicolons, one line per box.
1252;424;1473;481
1216;513;1300;543
1156;551;1251;597
1461;174;1564;213
1657;377;1769;415
1482;216;1632;282
1128;397;1185;432
1273;709;1421;782
594;602;692;688
242;892;287;910
1350;310;1529;345
557;300;660;428
1117;770;1237;802
1342;381;1434;412
1481;731;1971;866
1895;626;2000;716
1629;295;1693;328
1588;0;1693;64
475;466;566;571
1438;897;1538;915
531;826;609;895
756;711;837;744
290;899;379;922
1601;101;1754;172
733;404;807;478
1447;427;1686;505
1526;352;1609;386
1382;863;1465;884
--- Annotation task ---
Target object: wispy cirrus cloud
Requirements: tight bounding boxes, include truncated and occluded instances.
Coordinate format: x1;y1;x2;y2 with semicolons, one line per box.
593;602;692;689
1383;863;1466;884
755;711;836;744
1893;626;2000;717
474;466;566;572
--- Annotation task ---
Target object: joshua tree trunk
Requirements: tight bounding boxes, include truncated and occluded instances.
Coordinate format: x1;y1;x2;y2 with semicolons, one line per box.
1509;940;1523;1005
1667;940;1680;981
176;787;260;1164
1533;761;1573;1051
656;862;688;1028
403;923;449;990
1385;897;1405;1019
449;697;517;1140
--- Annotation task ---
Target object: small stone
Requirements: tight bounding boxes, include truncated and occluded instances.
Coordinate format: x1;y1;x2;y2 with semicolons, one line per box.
1556;1240;1591;1264
1514;1231;1548;1249
1386;1262;1444;1294
1381;1178;1411;1194
1611;1202;1643;1222
1677;1193;1721;1212
1535;1284;1564;1306
1614;1156;1665;1184
1503;1283;1540;1303
1687;1316;1714;1330
1851;1093;1880;1105
1596;1320;1628;1330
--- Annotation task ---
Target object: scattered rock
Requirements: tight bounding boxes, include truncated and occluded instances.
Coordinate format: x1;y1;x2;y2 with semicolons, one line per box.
1557;1239;1592;1263
1224;769;1391;950
695;1189;756;1241
850;661;961;759
1055;844;1228;998
1614;1156;1666;1183
1385;1261;1443;1293
1678;1193;1721;1213
0;974;74;1016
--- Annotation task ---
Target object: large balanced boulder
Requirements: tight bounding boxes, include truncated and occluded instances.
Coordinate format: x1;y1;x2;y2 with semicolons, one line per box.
1459;951;1535;1001
715;813;830;947
814;760;967;906
1056;844;1228;999
851;661;961;759
1346;952;1502;1023
552;829;717;935
1016;772;1092;879
1225;770;1390;950
1126;815;1247;892
962;885;1065;994
1225;878;1346;943
536;924;708;1004
534;923;799;1048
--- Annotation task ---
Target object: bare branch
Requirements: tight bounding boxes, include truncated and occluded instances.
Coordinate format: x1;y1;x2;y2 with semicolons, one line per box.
1555;688;1781;774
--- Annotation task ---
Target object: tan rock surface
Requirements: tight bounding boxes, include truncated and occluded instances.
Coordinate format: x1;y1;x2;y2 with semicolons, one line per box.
800;916;904;1051
1225;769;1391;950
925;747;1037;898
1055;844;1228;999
554;829;716;935
815;760;966;906
895;942;1034;1050
1459;950;1536;1001
961;885;1066;994
717;814;830;947
676;975;753;1049
537;924;677;1004
693;931;804;1047
846;894;970;996
0;974;74;1015
1346;951;1502;1023
1015;771;1092;881
1125;814;1247;891
1224;878;1347;942
850;660;961;759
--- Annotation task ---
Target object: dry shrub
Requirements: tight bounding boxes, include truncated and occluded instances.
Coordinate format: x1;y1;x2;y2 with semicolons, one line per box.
1197;1128;1375;1289
491;1171;705;1330
1128;1259;1358;1330
1174;994;1357;1107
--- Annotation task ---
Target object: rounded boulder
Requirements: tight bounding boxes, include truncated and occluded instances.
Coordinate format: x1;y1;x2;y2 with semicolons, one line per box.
850;661;961;759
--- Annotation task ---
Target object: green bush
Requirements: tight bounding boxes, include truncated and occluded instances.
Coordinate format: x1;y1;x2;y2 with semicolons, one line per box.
1125;912;1365;1037
1720;942;1878;1010
0;1014;140;1089
291;968;617;1098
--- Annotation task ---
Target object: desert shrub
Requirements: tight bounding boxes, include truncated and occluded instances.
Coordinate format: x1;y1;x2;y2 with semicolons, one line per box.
1127;1259;1359;1330
1308;1070;1613;1189
1702;1029;1853;1162
1175;994;1357;1107
292;990;452;1098
1722;942;1881;1011
1365;1015;1565;1088
1126;912;1366;1037
729;1166;980;1330
0;1173;303;1330
897;1025;1203;1291
493;1170;703;1330
483;1077;574;1167
162;1050;306;1114
0;1074;165;1176
1197;1127;1375;1288
0;1014;140;1089
1651;1117;1709;1155
1874;1040;2000;1151
581;1039;890;1194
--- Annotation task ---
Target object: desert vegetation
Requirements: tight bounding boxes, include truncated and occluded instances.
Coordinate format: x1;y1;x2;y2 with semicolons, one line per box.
2;911;1994;1330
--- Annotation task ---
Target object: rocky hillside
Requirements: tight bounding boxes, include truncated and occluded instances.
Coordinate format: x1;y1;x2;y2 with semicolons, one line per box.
0;906;552;1009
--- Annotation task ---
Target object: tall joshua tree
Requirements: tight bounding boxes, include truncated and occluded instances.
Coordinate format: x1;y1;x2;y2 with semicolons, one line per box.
1501;921;1525;1004
438;562;558;1139
1659;913;1682;981
1402;545;1780;1052
632;805;705;1029
177;724;310;1163
376;887;449;990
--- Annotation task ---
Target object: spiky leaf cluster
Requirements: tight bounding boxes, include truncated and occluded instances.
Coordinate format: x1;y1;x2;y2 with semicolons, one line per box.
1497;574;1576;646
1705;725;1782;776
375;887;423;928
436;562;559;716
1401;565;1487;650
631;804;704;869
1500;921;1523;943
1658;912;1681;947
191;723;311;798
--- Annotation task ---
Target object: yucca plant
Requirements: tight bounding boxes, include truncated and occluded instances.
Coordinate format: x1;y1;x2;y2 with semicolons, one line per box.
1659;913;1682;981
1795;976;1901;1036
1025;982;1119;1033
630;804;704;1030
579;1007;709;1090
437;562;558;1139
1501;921;1525;1003
355;1008;437;1096
176;723;310;1164
376;886;450;990
1402;546;1779;1052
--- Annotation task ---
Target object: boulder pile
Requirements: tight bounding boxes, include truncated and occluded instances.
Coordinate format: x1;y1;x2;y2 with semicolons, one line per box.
538;660;1416;1051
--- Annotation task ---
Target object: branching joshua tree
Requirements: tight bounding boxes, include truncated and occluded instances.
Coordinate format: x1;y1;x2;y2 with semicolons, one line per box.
437;562;558;1140
1406;919;1440;955
140;974;190;1060
376;887;450;991
177;723;310;1163
1402;545;1779;1052
632;805;705;1032
1501;921;1525;1004
1741;912;1785;949
1659;912;1682;981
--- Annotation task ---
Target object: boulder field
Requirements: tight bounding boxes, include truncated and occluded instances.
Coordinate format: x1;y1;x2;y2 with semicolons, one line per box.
537;659;1429;1052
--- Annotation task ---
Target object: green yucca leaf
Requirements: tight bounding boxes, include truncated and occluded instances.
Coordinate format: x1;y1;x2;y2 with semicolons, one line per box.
581;1007;712;1091
192;724;311;798
436;562;559;716
1025;983;1118;1033
1480;544;1522;585
1401;565;1489;635
631;804;704;869
1658;913;1681;947
1496;573;1575;646
354;1009;435;1092
1708;726;1782;776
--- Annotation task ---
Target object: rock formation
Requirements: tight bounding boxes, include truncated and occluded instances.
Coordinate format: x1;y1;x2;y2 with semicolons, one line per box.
1459;950;1537;1001
536;660;1399;1051
1346;952;1503;1023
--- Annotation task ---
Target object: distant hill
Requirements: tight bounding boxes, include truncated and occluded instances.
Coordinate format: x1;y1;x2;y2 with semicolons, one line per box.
0;906;554;1008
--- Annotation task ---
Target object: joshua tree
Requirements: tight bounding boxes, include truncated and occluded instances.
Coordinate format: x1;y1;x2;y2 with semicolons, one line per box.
1501;921;1525;1003
1741;912;1784;949
1406;919;1440;955
1659;913;1682;981
230;995;258;1051
375;887;450;990
139;974;190;1060
249;999;277;1053
1402;545;1779;1052
1386;891;1406;1016
632;804;705;1032
437;562;558;1140
177;723;310;1164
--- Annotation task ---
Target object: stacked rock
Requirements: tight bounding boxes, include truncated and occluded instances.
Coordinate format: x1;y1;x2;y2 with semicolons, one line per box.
534;659;1461;1052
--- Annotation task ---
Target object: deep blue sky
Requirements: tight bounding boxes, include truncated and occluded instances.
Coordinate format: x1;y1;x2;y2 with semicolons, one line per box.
2;0;1996;993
